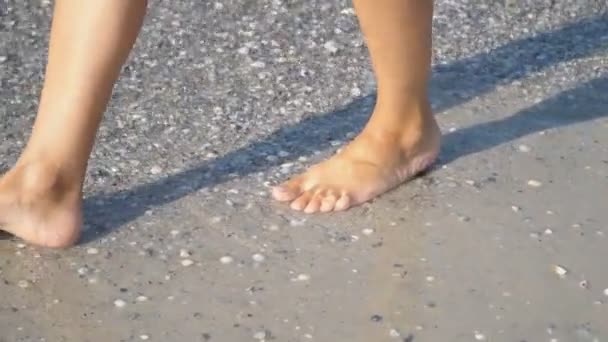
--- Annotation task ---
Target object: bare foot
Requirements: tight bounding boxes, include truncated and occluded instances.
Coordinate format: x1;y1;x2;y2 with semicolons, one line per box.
0;162;82;248
272;108;440;213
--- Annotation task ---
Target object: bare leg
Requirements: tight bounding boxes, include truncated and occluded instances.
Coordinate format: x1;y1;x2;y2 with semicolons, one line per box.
273;0;440;213
0;0;146;247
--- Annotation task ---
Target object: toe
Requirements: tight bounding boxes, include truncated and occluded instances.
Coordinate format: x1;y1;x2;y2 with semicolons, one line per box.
272;177;304;202
290;191;313;211
320;192;338;213
304;192;324;214
334;193;352;211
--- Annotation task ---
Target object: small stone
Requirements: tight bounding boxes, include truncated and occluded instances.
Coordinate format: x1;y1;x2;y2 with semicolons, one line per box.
527;179;542;187
139;335;149;340
603;288;608;296
323;40;339;53
114;299;127;308
458;215;471;222
389;329;400;338
252;254;266;262
86;248;99;255
268;224;280;231
511;205;521;212
552;265;568;278
362;228;374;236
179;249;191;258
0;56;7;63
150;166;163;175
253;331;267;340
370;314;383;322
296;273;311;281
17;280;29;289
170;230;180;236
136;296;148;302
579;280;589;289
16;243;26;249
544;228;553;235
220;256;234;264
290;219;306;227
181;259;194;267
251;61;265;68
77;267;89;275
465;179;476;186
518;144;531;152
425;276;435;282
474;331;486;340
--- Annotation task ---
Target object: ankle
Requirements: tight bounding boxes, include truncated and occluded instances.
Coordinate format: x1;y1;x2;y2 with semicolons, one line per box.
367;97;433;133
9;159;82;202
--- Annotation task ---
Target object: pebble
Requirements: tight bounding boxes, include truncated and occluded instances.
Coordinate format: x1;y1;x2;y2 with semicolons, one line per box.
253;331;267;340
220;256;234;264
474;331;486;340
136;296;148;302
579;280;589;289
296;273;311;281
323;40;339;53
150;166;163;175
77;267;89;275
114;299;127;308
16;243;26;249
17;280;29;289
268;224;280;231
252;254;266;262
179;249;191;258
426;276;435;282
362;228;374;236
527;179;543;187
181;259;194;267
511;205;521;212
251;61;266;68
290;219;306;227
86;248;99;255
389;329;400;338
139;335;149;340
370;315;383;322
170;230;180;236
603;288;608;296
552;265;568;278
518;144;531;152
544;228;553;235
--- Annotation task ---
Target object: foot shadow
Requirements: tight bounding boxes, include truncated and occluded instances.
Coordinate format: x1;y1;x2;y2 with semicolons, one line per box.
80;15;608;243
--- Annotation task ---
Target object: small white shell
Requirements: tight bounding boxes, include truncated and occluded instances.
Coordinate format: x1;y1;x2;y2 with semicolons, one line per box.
220;256;234;264
552;265;568;277
474;331;486;340
114;299;127;308
181;259;194;267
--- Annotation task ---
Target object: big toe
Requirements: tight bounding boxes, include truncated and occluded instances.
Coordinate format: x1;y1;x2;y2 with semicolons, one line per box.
272;177;304;202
